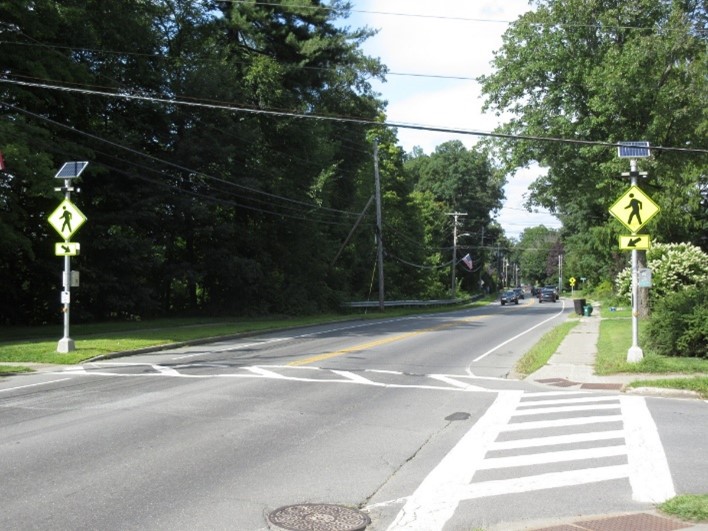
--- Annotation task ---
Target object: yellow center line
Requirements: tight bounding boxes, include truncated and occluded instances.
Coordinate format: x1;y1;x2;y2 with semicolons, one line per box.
288;315;484;366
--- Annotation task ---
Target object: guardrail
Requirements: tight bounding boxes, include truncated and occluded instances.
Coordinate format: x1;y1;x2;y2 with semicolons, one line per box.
342;294;483;309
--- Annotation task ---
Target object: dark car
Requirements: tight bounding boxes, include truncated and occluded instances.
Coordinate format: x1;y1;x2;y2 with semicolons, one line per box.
500;290;519;305
513;287;525;300
538;288;557;303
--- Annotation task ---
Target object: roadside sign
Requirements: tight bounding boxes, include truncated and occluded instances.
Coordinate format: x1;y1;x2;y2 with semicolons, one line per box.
609;185;660;233
619;235;651;250
48;199;87;240
55;242;81;256
569;277;576;287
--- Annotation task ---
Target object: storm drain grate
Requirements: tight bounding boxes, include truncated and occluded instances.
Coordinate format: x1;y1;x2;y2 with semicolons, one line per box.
581;383;624;390
531;512;689;531
576;513;688;531
268;503;370;531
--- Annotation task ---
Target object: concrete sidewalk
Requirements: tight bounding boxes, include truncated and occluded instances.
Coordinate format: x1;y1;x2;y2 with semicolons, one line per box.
527;309;703;399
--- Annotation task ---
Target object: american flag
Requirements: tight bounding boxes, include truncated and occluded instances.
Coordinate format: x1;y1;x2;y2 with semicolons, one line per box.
462;253;473;270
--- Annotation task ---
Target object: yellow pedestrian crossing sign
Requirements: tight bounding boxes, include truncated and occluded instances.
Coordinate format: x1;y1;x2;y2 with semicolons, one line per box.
48;199;87;240
609;185;660;233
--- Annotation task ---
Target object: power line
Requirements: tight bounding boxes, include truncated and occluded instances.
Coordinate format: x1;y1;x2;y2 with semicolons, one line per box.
2;78;705;154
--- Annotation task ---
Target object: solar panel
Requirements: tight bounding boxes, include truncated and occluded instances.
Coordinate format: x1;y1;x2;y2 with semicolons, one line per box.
617;141;650;158
55;161;89;179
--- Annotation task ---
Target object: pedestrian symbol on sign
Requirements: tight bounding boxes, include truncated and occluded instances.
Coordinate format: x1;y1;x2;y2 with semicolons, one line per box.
625;193;642;226
60;206;73;233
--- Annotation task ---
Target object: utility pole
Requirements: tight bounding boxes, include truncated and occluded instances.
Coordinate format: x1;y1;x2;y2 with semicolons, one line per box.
373;142;384;311
448;212;467;299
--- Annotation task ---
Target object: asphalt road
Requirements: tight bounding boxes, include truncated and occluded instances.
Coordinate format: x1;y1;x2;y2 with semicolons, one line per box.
1;297;706;530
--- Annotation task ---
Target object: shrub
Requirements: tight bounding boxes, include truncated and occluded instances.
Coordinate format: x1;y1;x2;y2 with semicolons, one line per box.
645;285;708;358
615;242;708;304
592;280;614;301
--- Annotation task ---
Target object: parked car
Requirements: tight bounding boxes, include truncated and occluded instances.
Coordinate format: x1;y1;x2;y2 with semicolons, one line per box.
501;290;519;305
513;287;525;300
538;288;557;303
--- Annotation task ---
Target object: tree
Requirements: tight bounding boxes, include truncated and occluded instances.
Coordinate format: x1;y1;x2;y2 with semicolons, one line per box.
479;0;708;267
0;0;388;323
515;226;561;286
405;141;505;294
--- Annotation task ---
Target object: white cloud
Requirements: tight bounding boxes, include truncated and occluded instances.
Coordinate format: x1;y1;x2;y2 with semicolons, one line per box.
348;0;562;239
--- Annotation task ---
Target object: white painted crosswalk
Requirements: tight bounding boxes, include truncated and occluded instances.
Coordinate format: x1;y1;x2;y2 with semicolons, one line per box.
384;391;676;531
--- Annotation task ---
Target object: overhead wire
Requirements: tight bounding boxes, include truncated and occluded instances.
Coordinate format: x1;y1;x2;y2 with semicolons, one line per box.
1;101;373;226
1;78;705;155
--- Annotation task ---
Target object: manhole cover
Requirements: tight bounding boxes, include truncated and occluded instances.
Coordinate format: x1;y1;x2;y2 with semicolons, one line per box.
268;503;370;531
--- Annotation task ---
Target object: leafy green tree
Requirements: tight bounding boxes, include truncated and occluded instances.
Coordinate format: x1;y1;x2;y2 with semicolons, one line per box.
515;226;561;287
479;0;708;268
405;141;505;295
0;0;388;323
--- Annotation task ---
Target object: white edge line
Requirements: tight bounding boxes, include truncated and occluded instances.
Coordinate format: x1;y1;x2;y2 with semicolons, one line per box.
469;299;567;368
0;378;72;393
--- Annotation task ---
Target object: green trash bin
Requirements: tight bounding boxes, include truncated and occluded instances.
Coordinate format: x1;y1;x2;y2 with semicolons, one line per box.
583;304;593;317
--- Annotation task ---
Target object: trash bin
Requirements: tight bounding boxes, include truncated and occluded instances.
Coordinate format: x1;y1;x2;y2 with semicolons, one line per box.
583;304;593;317
573;299;586;316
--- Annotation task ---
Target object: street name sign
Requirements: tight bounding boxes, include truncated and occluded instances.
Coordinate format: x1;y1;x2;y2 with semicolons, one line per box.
609;185;660;233
48;199;87;240
619;235;651;250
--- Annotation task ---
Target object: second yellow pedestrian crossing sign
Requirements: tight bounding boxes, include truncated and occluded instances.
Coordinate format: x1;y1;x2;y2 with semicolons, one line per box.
48;199;87;240
609;185;660;233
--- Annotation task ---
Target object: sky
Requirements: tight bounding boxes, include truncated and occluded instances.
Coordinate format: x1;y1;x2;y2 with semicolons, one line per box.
345;1;563;240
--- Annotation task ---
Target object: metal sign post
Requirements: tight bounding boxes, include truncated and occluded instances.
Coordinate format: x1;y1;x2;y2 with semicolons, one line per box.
49;162;88;353
615;143;652;363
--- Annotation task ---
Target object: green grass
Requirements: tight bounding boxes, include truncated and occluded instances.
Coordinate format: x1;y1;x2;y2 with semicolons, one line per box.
626;377;708;397
0;365;33;375
596;308;708;398
659;494;708;522
514;321;579;376
0;297;496;370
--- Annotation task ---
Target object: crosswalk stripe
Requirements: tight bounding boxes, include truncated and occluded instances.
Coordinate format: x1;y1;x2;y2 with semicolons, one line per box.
502;414;624;431
478;445;627;469
489;429;625;450
512;403;620;416
463;465;631;500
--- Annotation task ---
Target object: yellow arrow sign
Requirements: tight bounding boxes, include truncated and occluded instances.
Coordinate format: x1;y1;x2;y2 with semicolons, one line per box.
609;185;660;233
48;199;87;240
619;235;651;250
55;242;81;256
